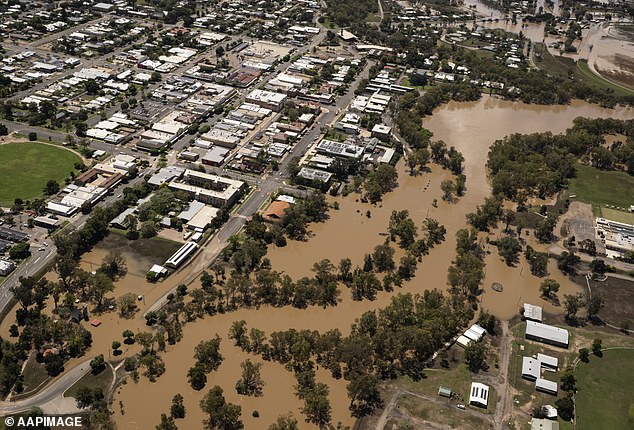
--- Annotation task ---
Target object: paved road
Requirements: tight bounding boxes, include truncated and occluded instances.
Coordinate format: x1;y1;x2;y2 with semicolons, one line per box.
145;58;371;314
0;360;91;415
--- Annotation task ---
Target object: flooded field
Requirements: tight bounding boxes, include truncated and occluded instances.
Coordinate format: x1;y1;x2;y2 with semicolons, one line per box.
109;96;634;429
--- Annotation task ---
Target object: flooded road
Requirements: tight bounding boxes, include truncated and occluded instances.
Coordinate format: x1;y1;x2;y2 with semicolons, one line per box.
91;97;634;429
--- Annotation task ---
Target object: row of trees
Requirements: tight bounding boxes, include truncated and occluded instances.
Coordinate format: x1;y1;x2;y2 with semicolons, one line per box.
229;291;471;426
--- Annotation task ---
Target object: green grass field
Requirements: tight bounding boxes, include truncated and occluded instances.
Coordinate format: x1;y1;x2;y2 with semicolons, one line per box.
0;142;81;205
534;45;634;98
576;60;634;98
64;364;113;399
564;164;634;214
599;207;634;225
575;349;634;430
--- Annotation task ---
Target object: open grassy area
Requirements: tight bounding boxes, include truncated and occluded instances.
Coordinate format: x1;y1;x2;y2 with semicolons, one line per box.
575;349;634;430
564;164;634;214
20;353;50;393
580;275;634;329
64;364;113;399
599;207;634;225
397;395;493;430
576;60;634;98
0;142;81;205
534;44;634;98
398;361;473;400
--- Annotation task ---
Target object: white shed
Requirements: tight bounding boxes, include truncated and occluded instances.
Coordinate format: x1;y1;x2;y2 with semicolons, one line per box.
469;382;489;408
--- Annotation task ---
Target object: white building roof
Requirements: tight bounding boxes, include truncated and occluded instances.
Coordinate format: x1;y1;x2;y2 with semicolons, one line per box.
537;353;558;369
456;335;471;348
525;321;569;347
521;356;541;380
469;324;487;337
535;378;558;394
524;303;543;322
469;382;489;408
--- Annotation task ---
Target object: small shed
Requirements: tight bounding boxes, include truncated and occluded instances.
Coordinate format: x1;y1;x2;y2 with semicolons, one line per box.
524;303;543;322
438;386;452;398
90;319;102;327
456;335;471;348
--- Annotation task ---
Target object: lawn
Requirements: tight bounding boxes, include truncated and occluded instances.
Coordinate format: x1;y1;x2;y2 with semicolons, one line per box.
534;45;634;98
599;207;634;225
575;349;634;430
64;364;113;399
0;142;81;205
20;353;50;393
397;395;492;430
564;164;634;213
576;60;634;98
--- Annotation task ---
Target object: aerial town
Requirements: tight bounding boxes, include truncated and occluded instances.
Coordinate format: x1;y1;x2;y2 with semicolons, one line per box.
0;0;633;428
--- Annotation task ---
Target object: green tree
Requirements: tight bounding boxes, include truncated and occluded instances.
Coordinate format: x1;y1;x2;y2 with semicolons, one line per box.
188;363;207;391
44;179;60;195
9;242;31;260
156;413;178;430
556;396;574;421
464;341;487;373
171;394;186;419
90;354;106;374
440;179;455;201
347;373;383;417
578;348;589;363
268;414;299;430
496;236;521;265
563;293;584;325
235;359;264;397
200;386;243;430
194;336;223;372
539;279;560;300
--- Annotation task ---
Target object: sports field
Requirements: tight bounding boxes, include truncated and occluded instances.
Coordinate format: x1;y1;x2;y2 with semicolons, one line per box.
565;164;634;215
575;349;634;430
0;142;81;205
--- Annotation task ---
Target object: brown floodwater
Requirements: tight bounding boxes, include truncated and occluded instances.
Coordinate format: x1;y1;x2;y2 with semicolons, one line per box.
9;96;628;430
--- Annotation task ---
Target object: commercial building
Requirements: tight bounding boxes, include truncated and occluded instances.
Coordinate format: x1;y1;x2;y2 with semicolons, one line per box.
469;382;489;408
297;167;333;183
316;139;364;159
525;321;569;348
33;215;61;230
0;227;29;242
187;206;219;231
0;259;16;276
371;124;392;141
246;89;287;111
169;170;245;208
202;146;230;166
148;166;185;186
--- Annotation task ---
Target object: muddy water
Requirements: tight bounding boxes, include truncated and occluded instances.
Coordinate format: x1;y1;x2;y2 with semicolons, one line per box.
109;96;634;429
